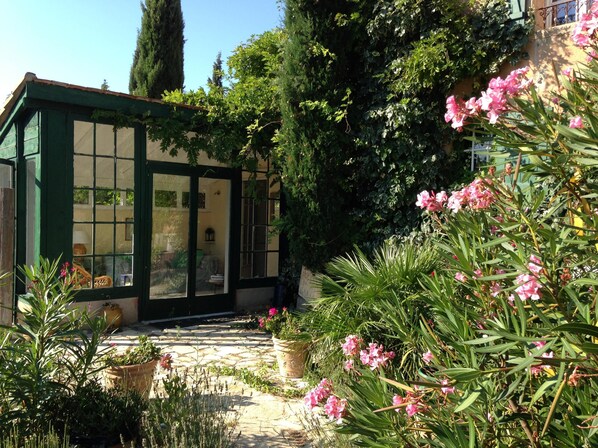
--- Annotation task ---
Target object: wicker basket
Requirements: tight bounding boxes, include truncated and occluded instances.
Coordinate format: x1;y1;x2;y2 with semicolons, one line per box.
105;359;157;399
272;337;309;379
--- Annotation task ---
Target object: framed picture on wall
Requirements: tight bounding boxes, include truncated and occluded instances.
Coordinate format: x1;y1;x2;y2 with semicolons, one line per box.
125;218;134;241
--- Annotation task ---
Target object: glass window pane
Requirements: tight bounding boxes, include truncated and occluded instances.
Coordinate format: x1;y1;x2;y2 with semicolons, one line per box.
94;189;117;207
74;121;93;155
267;252;279;277
95;224;114;255
155;190;177;208
116;159;134;191
74;155;93;188
96;157;114;189
116;127;134;159
73;188;91;205
73;196;93;223
96;124;114;156
116;222;133;253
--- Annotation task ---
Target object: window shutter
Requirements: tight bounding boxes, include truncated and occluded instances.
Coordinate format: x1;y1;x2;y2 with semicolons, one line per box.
509;0;526;21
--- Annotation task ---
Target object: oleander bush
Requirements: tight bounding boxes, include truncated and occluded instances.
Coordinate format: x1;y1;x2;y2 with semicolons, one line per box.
305;10;598;447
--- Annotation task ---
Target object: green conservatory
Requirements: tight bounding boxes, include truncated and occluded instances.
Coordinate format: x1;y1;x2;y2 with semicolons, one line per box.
0;74;284;323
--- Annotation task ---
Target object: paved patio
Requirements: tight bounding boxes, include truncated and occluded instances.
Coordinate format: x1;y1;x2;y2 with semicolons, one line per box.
103;317;312;448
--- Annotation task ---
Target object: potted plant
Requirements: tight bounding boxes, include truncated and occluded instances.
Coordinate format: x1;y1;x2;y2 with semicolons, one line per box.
105;335;169;399
259;307;311;379
101;302;123;331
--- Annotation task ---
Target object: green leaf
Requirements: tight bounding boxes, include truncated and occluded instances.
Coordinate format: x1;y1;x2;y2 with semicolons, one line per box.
455;389;481;412
553;323;598;339
530;378;558;406
443;368;483;382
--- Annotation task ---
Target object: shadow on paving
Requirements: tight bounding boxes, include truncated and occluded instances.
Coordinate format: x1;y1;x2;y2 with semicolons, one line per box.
146;314;257;331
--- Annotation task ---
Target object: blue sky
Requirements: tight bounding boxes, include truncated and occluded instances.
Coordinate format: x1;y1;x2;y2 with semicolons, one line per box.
0;0;283;102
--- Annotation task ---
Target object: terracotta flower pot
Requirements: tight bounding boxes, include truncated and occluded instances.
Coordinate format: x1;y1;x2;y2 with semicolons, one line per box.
102;304;123;330
272;337;309;379
105;359;157;399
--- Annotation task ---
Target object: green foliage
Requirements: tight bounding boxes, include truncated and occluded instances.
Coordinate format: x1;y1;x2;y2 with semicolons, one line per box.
211;365;308;399
259;307;310;340
0;258;109;439
279;0;531;270
106;334;162;367
160;29;284;170
303;240;438;384
141;367;238;448
0;427;69;448
48;379;146;444
313;42;598;447
129;0;185;98
207;51;224;88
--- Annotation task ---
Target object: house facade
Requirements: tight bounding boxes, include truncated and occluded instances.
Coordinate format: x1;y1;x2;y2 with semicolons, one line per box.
0;75;285;324
460;0;592;170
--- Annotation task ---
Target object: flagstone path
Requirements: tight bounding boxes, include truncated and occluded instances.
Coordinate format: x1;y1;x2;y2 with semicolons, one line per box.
103;318;312;448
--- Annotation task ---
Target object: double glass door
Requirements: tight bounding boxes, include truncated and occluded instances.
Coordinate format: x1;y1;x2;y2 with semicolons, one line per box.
144;168;232;319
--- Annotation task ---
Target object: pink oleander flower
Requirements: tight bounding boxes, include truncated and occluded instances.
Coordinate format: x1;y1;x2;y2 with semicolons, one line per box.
515;274;542;301
268;307;278;317
490;281;502;297
562;66;574;79
473;269;483;279
359;343;395;370
572;3;598;48
344;359;354;371
445;95;469;130
324;395;347;422
445;68;531;129
528;255;543;276
447;178;495;213
422;350;434;365
455;272;467;282
405;403;421;417
392;394;404;412
392;392;425;417
569;116;584;129
341;334;363;357
159;353;173;370
415;190;447;212
440;379;456;395
533;340;547;349
258;317;265;328
304;378;333;410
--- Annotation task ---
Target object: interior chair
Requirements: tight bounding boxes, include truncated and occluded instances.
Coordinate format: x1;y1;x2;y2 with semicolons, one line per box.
72;263;113;288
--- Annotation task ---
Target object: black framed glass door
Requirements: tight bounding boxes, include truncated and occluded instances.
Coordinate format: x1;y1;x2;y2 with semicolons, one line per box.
142;164;233;320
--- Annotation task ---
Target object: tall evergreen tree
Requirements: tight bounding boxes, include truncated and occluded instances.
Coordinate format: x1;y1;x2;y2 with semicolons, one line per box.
129;0;185;98
279;0;363;271
207;51;224;88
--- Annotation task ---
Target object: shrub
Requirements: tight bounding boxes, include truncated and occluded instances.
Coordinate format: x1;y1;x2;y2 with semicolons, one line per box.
303;239;438;383
141;366;238;448
48;379;146;445
312;11;598;446
0;258;109;439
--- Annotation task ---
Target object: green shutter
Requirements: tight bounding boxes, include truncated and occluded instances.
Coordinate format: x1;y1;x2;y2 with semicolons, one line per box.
0;125;17;159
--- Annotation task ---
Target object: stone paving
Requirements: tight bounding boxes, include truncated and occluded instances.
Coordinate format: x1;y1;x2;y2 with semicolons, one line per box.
103;318;312;448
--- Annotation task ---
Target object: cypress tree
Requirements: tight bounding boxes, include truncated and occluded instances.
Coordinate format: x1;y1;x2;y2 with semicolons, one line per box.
278;0;363;271
207;51;224;89
129;0;185;98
